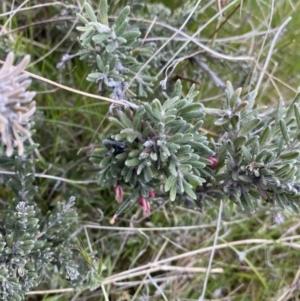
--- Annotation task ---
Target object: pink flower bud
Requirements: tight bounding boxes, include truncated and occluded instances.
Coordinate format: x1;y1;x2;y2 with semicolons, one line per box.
139;196;151;215
208;156;218;168
148;191;155;198
114;185;123;203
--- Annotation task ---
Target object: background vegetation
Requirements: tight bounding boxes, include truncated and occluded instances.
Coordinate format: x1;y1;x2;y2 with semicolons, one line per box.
1;0;300;300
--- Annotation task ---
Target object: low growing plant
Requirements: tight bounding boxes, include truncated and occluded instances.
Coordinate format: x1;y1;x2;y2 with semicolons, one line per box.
0;53;100;300
0;0;300;299
80;0;300;221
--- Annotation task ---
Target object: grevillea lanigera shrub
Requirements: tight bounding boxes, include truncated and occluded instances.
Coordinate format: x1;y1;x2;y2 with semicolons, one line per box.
81;1;300;222
1;0;300;299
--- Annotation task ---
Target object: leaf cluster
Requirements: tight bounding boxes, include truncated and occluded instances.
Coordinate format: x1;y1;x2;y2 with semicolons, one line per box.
90;80;214;205
76;0;156;100
0;155;82;300
206;82;300;212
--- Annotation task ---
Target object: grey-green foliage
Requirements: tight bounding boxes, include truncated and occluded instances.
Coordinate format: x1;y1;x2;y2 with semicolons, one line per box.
76;0;156;100
206;82;300;212
91;79;300;216
80;1;300;218
90;80;214;206
0;50;105;299
0;155;80;300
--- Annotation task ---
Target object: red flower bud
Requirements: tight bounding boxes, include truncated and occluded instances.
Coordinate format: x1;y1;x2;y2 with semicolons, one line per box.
148;191;155;198
208;156;218;168
138;196;151;215
114;185;123;203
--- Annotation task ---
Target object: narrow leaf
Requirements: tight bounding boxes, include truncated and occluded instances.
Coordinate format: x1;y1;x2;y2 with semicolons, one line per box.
241;192;254;210
226;81;234;100
100;156;111;167
106;42;118;53
275;98;283;125
274;194;285;209
238;118;260;136
264;151;276;164
108;117;124;129
85;3;97;22
99;0;109;25
294;103;300;128
280;151;300;160
166;142;180;152
233;101;248;113
177;173;184;193
202;108;229;118
238;175;252;183
178;164;192;172
230;114;240;130
274;164;292;177
115;20;128;36
230;87;242;108
170;183;177;201
144;103;160;122
241;145;252;162
132;106;145;131
279;119;290;145
182;178;197;200
114;7;130;32
120;129;139;143
246;89;257;110
137;163;144;175
171;80;182;98
259;126;271;147
286;88;300;120
125;158;140;167
167;133;184;143
256;149;268;162
162;96;180;111
118;111;133;128
122;31;141;41
93;33;110;44
234;136;246;149
165;175;176;192
183;173;205;186
139;151;149;160
281;166;296;181
168;160;177;176
77;13;89;24
289;201;299;213
151;99;163;120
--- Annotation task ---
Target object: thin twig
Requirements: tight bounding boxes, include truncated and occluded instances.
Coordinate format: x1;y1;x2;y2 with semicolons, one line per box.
26;288;75;295
0;170;96;185
131;17;294;93
0;2;77;18
0;60;125;106
103;266;224;285
255;16;292;91
198;200;223;301
148;275;168;301
101;284;110;301
131;238;169;301
209;0;248;39
99;238;298;283
0;16;74;36
253;0;274;83
156;0;240;79
84;218;248;232
0;0;31;34
127;0;204;88
193;56;227;91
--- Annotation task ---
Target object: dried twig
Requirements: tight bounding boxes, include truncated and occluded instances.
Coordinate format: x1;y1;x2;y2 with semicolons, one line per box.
192;56;227;91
